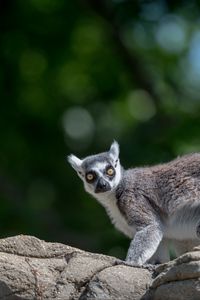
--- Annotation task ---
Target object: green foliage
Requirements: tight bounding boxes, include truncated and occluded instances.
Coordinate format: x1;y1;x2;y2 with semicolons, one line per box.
1;0;200;258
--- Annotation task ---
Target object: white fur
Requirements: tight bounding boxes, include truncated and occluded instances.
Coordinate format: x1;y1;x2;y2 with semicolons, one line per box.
140;231;162;265
82;160;121;192
109;141;119;162
92;162;107;174
84;160;135;238
114;160;122;189
68;142;135;239
84;159;122;194
68;155;83;172
96;193;135;239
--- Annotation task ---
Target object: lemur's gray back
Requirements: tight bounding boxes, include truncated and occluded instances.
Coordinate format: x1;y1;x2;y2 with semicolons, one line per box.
115;153;200;227
155;153;200;212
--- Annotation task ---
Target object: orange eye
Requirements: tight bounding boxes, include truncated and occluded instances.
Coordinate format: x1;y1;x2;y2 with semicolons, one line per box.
86;173;94;182
106;167;114;176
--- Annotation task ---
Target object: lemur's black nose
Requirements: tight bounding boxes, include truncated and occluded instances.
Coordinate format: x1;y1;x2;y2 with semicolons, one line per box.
95;178;111;193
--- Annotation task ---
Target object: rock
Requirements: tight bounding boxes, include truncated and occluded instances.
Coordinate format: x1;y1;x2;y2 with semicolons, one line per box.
0;235;152;299
1;235;200;299
150;249;200;300
80;265;151;300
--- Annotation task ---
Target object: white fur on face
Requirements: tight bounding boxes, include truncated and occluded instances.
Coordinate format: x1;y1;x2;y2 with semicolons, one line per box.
113;159;122;188
68;141;121;200
109;141;119;162
67;155;83;172
83;160;122;197
92;162;107;174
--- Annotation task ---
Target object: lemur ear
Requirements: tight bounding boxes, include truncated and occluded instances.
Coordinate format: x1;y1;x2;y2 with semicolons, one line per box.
108;140;120;162
67;154;83;173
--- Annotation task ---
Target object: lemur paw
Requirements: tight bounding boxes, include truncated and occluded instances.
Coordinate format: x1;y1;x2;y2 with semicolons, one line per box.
114;259;155;272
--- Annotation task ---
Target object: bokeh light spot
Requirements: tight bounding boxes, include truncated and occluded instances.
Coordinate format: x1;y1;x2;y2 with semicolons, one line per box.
140;1;166;21
127;90;156;121
62;107;95;141
178;31;200;97
188;31;200;78
132;23;153;49
155;15;186;53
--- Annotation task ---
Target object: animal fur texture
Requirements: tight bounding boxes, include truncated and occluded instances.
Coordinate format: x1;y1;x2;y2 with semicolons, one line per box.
68;141;200;266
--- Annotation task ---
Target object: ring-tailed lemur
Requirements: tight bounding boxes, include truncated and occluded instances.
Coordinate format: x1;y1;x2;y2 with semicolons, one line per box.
68;141;200;266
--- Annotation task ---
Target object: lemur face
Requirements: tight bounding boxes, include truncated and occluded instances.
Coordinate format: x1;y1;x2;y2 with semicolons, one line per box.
68;141;122;196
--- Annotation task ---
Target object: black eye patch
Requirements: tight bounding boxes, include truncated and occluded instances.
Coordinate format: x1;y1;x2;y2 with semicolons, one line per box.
85;171;97;183
105;165;115;178
114;159;118;168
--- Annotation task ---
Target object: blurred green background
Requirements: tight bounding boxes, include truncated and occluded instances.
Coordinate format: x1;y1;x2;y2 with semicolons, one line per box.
1;0;200;259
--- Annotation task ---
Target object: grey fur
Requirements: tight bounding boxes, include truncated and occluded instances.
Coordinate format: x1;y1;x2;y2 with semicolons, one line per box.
68;142;200;266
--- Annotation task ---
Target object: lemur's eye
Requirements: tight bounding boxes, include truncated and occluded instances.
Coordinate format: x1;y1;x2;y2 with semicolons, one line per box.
106;167;114;176
86;172;96;183
86;173;94;181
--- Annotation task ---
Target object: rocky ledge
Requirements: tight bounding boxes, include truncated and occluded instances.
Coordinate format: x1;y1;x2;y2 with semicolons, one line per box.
0;235;199;299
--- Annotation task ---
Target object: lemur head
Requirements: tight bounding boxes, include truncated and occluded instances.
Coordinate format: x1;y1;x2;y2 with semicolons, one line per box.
67;141;122;197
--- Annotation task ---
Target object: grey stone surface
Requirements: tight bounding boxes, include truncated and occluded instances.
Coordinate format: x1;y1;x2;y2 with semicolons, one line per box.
80;265;151;300
1;235;200;299
0;235;152;299
150;248;200;300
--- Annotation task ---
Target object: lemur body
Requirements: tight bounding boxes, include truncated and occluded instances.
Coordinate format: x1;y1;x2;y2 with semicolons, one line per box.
68;142;200;266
